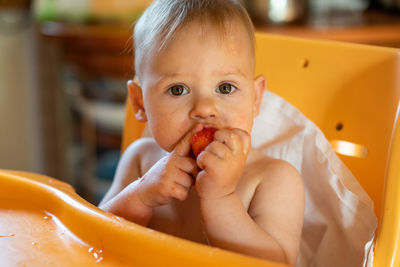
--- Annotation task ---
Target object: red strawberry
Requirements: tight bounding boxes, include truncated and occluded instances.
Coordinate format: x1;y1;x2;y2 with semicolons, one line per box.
191;128;217;158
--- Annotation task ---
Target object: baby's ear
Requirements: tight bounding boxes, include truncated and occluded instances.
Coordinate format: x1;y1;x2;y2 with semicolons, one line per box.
253;75;266;116
127;79;147;122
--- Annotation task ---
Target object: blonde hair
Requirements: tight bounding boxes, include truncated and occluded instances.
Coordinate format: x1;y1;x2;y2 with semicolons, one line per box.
133;0;255;78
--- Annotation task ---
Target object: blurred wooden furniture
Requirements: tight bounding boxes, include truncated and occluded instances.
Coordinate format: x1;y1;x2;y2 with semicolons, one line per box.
39;8;400;63
257;9;400;48
261;23;400;48
39;7;400;78
39;22;135;79
37;22;134;203
0;0;31;9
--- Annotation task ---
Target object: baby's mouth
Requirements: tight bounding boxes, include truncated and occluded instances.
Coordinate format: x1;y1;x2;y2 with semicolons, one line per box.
196;123;220;131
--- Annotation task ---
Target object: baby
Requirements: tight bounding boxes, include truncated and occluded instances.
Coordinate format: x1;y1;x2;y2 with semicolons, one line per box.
99;0;305;265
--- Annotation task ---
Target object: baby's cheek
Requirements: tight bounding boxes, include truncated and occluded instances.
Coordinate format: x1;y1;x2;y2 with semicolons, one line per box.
149;122;172;151
156;122;190;152
154;134;175;152
229;111;253;132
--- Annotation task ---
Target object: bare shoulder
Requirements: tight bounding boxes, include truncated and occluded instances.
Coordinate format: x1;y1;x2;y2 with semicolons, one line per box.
253;156;304;210
121;137;166;179
124;136;161;156
260;157;303;189
246;149;303;190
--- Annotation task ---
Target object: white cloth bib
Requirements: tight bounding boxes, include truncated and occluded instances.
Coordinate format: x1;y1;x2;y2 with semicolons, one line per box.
251;91;377;267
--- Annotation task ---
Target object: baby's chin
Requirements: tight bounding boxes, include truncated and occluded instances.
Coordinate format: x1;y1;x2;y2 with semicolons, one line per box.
149;129;179;152
155;142;173;153
156;139;178;153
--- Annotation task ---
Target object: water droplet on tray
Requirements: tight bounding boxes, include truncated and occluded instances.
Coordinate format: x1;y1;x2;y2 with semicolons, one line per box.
88;247;104;263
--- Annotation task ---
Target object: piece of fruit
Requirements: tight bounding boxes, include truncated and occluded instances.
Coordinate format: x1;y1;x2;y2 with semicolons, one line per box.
191;128;217;158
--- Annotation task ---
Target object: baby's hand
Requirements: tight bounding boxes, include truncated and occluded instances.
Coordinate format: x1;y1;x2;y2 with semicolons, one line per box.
136;129;199;208
195;128;251;200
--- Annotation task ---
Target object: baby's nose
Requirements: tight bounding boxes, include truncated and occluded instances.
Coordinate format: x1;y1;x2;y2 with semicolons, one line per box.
189;97;218;120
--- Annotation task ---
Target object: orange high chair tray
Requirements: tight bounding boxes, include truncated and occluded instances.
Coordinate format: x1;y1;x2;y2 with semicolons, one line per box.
0;170;277;266
1;33;400;266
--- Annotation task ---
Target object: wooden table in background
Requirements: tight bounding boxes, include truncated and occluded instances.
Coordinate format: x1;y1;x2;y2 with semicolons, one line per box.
39;8;400;78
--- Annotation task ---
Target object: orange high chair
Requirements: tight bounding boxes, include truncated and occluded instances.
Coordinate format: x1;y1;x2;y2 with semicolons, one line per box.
1;33;399;266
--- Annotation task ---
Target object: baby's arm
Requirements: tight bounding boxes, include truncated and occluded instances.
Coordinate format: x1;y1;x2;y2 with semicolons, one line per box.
196;129;304;265
98;139;160;225
99;130;199;226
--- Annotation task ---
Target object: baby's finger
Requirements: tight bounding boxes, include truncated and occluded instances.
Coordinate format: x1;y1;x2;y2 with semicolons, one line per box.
196;150;221;175
231;128;251;155
204;141;231;159
174;156;197;173
171;182;190;201
178;156;199;174
214;129;242;155
173;125;203;157
176;157;198;186
174;174;193;191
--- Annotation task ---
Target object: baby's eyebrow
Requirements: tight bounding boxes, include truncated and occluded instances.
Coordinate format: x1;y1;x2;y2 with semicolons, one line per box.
158;68;247;81
160;72;188;79
152;72;188;89
217;68;248;79
153;72;187;86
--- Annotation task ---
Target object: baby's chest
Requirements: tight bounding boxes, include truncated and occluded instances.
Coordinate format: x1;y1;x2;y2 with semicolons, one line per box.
147;182;256;244
148;190;208;244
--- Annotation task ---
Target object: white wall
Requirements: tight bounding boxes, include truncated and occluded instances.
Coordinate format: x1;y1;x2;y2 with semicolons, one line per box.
0;12;43;173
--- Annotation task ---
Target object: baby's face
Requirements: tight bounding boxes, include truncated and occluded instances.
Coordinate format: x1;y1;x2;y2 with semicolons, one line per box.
139;20;264;152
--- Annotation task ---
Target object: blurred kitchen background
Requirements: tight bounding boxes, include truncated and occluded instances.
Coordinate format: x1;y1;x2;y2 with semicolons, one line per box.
0;0;399;205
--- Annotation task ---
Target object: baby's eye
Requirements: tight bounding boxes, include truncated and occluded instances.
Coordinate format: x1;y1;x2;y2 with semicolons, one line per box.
216;83;237;94
168;85;189;96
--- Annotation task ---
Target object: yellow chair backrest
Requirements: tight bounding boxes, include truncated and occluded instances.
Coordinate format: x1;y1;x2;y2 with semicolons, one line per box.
254;34;400;219
122;33;400;266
